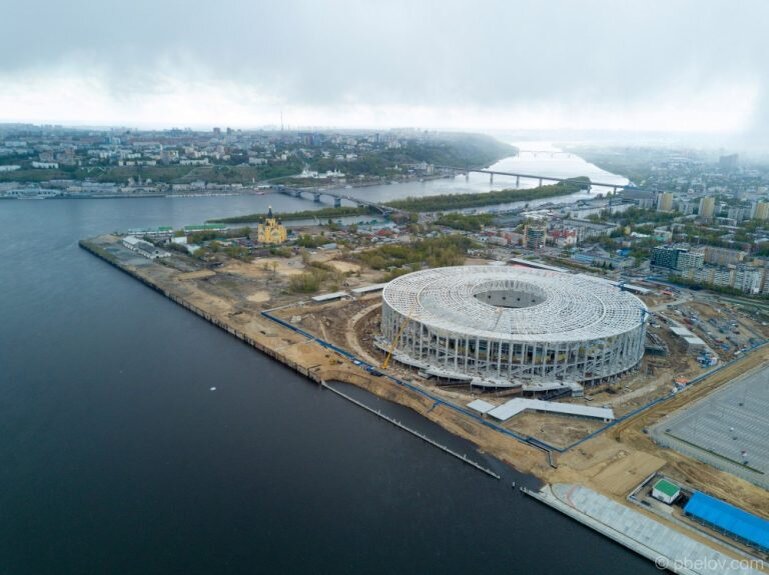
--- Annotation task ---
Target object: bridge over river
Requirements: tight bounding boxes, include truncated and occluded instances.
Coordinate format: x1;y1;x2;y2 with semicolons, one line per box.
436;165;647;194
274;170;651;217
273;185;398;215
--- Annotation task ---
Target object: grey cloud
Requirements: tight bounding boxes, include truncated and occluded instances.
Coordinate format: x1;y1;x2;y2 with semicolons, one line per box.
2;0;769;136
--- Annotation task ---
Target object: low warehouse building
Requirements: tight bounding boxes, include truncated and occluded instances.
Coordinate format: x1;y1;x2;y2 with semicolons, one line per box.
684;492;769;553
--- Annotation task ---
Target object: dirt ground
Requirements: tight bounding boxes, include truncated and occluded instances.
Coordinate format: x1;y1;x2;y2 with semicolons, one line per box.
282;291;701;444
246;290;271;303
504;412;605;449
548;440;666;496
325;260;361;273
176;269;217;281
607;345;769;518
284;282;769;524
227;257;306;277
90;235;769;564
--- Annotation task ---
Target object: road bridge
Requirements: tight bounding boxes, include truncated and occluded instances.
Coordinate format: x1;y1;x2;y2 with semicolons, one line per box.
515;150;575;158
273;185;398;215
436;165;644;194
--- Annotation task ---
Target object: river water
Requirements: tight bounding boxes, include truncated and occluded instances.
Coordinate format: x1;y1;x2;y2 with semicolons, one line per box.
340;140;629;212
0;145;656;574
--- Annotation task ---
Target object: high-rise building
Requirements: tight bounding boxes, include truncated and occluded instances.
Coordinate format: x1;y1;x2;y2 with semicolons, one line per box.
719;154;739;171
656;192;674;212
704;246;746;266
650;245;703;272
524;221;547;250
651;246;680;269
675;249;704;272
698;196;715;219
733;266;763;294
727;206;749;221
754;201;769;221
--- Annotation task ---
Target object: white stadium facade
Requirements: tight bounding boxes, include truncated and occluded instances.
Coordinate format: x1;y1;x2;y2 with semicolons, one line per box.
380;266;646;388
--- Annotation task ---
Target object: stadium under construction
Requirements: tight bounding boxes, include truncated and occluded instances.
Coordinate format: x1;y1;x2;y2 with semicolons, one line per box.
378;266;647;390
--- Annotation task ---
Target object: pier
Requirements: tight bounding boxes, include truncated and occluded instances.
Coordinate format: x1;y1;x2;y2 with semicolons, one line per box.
320;381;500;480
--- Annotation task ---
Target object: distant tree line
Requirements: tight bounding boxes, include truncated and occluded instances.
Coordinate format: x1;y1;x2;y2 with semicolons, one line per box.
384;177;590;212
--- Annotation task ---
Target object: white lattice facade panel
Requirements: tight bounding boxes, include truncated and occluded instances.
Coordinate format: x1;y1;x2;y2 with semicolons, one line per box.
381;266;646;383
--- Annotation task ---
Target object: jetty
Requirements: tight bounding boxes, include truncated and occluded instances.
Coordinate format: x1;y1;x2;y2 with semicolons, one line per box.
321;381;500;479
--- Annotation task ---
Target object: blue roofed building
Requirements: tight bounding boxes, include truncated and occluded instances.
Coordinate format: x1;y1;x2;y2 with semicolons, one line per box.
684;492;769;553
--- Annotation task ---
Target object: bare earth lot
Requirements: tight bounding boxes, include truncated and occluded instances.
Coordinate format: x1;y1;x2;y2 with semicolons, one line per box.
84;235;769;568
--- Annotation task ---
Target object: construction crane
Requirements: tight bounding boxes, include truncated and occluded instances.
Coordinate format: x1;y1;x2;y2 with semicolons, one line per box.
381;309;415;370
491;307;505;331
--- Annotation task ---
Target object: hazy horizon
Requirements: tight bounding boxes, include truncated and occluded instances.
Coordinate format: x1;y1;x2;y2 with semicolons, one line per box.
3;0;769;149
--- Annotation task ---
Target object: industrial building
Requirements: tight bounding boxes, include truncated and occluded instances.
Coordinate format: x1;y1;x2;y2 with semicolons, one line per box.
380;266;647;387
651;479;681;504
122;235;171;260
684;492;769;553
127;226;175;240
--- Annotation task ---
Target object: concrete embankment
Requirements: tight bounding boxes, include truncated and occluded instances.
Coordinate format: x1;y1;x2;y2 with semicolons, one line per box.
78;236;547;477
80;236;768;574
522;484;763;575
79;238;325;383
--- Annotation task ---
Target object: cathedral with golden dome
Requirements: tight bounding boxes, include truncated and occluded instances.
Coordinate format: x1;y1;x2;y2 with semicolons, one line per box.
256;206;287;244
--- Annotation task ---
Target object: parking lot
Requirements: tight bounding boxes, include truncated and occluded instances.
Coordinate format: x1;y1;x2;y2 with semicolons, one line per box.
652;364;769;489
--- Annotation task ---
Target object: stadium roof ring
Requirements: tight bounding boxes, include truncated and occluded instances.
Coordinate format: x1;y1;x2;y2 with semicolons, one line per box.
380;266;647;384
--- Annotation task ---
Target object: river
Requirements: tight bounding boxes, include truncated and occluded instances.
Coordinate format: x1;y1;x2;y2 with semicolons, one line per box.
338;140;629;212
0;146;656;574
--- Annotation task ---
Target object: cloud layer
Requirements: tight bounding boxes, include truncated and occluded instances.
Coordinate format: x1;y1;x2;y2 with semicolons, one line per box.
2;0;768;137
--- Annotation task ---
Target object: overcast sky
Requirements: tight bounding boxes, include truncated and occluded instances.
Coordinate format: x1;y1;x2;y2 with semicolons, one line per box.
2;0;768;141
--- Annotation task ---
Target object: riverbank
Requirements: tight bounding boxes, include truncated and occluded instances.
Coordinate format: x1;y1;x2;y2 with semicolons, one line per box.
523;484;763;575
79;232;769;573
0;173;452;203
78;235;549;475
208;177;594;224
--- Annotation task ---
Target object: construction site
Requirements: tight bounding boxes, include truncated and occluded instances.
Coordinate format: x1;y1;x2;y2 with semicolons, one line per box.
81;227;769;573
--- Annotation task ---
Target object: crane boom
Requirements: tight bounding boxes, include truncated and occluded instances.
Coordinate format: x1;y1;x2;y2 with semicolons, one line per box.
381;312;413;369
